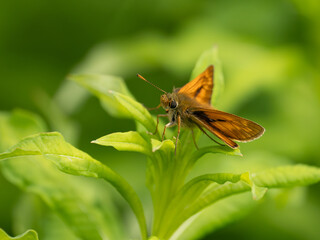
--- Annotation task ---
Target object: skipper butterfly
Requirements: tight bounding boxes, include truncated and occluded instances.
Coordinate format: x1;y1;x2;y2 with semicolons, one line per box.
138;65;265;154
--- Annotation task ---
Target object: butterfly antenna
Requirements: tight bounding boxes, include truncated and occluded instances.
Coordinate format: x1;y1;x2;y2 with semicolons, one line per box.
137;74;167;94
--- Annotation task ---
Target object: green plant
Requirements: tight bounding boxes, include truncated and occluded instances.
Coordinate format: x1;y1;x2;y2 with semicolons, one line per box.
1;47;320;240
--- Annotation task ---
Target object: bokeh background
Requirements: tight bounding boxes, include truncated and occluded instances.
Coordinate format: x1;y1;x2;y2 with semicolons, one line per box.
1;0;320;239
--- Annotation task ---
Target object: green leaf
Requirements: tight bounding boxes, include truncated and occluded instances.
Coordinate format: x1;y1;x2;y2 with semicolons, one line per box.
92;131;152;156
175;165;320;240
0;229;38;240
0;110;127;240
0;132;148;240
160;173;247;238
146;139;175;193
169;173;244;218
190;46;224;106
162;165;320;239
1;155;118;240
69;74;133;118
252;164;320;188
174;193;255;240
110;91;157;133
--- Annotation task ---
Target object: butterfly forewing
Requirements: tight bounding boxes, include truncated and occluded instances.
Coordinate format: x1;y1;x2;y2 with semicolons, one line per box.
178;65;213;105
190;108;265;148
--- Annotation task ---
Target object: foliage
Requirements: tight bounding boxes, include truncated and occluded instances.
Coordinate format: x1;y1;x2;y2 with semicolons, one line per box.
1;47;320;240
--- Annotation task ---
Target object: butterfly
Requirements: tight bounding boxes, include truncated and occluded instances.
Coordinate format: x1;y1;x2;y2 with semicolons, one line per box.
137;65;265;154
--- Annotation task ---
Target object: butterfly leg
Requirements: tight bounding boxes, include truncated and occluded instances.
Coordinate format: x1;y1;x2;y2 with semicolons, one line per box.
161;121;176;141
191;128;199;150
174;115;181;155
148;114;168;135
196;123;225;147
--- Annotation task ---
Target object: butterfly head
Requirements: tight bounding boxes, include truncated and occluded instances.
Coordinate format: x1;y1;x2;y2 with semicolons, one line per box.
160;93;178;111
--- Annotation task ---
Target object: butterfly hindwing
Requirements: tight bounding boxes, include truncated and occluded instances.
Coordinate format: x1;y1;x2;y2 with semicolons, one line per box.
178;65;213;106
190;108;265;148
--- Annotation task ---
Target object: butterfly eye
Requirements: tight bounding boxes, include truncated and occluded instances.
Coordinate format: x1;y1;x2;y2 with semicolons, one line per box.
169;100;177;109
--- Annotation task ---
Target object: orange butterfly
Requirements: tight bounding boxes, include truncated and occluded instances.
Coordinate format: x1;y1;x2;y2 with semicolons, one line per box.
138;65;265;153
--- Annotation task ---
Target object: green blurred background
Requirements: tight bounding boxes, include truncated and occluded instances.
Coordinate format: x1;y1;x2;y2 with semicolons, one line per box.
1;0;320;239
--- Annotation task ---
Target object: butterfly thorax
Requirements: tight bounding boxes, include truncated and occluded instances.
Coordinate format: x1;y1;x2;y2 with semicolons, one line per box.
161;92;211;128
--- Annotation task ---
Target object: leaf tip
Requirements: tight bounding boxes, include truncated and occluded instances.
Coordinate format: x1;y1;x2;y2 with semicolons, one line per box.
233;148;243;157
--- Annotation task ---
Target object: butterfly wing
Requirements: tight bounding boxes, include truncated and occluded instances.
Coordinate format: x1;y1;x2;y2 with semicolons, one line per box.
190;108;265;148
178;65;213;105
